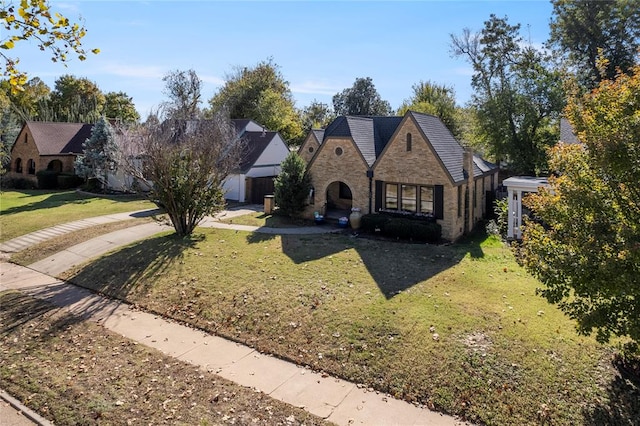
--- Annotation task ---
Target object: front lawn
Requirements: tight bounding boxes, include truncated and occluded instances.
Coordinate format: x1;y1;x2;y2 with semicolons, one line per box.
220;211;312;228
61;229;639;425
0;190;155;241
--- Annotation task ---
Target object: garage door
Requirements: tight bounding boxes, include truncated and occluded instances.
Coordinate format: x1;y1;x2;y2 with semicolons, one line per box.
247;176;275;204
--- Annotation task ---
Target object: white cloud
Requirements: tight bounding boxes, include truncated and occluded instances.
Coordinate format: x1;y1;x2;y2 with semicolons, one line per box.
290;80;341;96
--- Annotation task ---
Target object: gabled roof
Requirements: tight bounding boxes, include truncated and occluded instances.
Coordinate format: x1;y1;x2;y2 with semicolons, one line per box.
319;115;403;167
238;131;278;173
307;111;497;183
560;118;580;144
21;121;93;155
311;129;325;144
408;111;466;183
473;154;499;176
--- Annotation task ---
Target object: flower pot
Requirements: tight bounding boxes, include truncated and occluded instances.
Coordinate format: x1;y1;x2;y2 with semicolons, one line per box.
349;209;362;230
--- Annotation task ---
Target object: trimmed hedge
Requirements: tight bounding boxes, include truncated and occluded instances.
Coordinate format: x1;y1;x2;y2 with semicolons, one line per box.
0;176;37;190
36;170;59;189
57;174;84;189
360;213;442;243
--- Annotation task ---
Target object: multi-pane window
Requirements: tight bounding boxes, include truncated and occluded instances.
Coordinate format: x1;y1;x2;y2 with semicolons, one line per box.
385;183;434;214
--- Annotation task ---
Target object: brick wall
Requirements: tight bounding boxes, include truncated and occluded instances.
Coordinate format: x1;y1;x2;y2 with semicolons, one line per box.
298;134;320;164
8;126;78;183
305;137;369;217
373;118;465;241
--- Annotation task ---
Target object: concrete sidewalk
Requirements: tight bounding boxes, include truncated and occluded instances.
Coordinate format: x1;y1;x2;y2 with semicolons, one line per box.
1;261;462;426
1;209;465;425
0;208;162;254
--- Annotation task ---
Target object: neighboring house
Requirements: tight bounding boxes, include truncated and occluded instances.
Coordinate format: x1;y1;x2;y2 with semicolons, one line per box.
298;111;499;241
502;118;579;239
222;119;290;203
7;121;92;182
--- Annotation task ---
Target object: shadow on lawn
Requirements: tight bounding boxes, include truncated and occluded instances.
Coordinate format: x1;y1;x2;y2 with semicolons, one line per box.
0;290;105;344
64;233;198;299
582;357;640;424
247;229;487;299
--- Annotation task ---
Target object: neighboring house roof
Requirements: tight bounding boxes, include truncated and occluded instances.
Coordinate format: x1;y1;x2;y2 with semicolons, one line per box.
239;131;279;173
560;118;580;144
473;155;498;176
232;119;252;133
20;121;93;155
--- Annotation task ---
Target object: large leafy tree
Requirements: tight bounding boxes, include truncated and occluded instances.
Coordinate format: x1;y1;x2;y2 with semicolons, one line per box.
162;69;201;120
273;152;311;218
519;63;640;348
300;99;335;133
397;80;461;138
104;91;139;124
1;0;99;92
451;15;565;175
75;116;118;188
49;74;105;122
332;77;392;116
208;58;304;145
548;0;640;90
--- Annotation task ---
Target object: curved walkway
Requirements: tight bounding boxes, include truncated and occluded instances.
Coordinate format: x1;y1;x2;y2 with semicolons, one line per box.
0;210;466;426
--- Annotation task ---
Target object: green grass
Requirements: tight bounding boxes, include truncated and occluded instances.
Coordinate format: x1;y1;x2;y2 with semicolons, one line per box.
220;211;313;228
0;190;155;241
61;228;639;425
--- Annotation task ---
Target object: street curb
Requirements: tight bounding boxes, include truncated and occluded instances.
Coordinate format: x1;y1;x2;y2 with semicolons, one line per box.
0;389;54;426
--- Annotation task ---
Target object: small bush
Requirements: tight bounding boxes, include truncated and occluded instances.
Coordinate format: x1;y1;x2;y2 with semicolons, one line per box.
0;176;37;190
36;170;59;189
57;174;83;189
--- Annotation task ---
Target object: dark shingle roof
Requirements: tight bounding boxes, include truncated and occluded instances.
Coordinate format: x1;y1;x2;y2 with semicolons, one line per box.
560;118;580;144
409;111;466;183
231;119;251;131
316;111;492;183
239;131;277;173
25;122;93;155
311;129;325;144
473;154;499;176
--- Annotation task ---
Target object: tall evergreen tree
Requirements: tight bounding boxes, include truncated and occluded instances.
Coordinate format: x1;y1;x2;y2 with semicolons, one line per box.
75;116;118;188
274;152;312;218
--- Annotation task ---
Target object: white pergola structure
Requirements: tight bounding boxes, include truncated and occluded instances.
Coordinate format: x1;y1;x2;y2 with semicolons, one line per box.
502;176;549;239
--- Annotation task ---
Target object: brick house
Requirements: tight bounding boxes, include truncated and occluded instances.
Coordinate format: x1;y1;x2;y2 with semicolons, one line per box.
7;121;93;183
298;111;499;241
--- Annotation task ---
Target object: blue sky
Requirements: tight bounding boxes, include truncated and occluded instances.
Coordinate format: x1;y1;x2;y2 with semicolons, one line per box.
11;0;554;118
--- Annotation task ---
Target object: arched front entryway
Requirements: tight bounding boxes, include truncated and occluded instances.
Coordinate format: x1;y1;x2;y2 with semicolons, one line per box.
47;159;63;172
325;181;353;220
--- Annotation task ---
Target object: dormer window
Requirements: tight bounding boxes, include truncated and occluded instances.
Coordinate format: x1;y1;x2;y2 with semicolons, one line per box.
406;133;412;152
